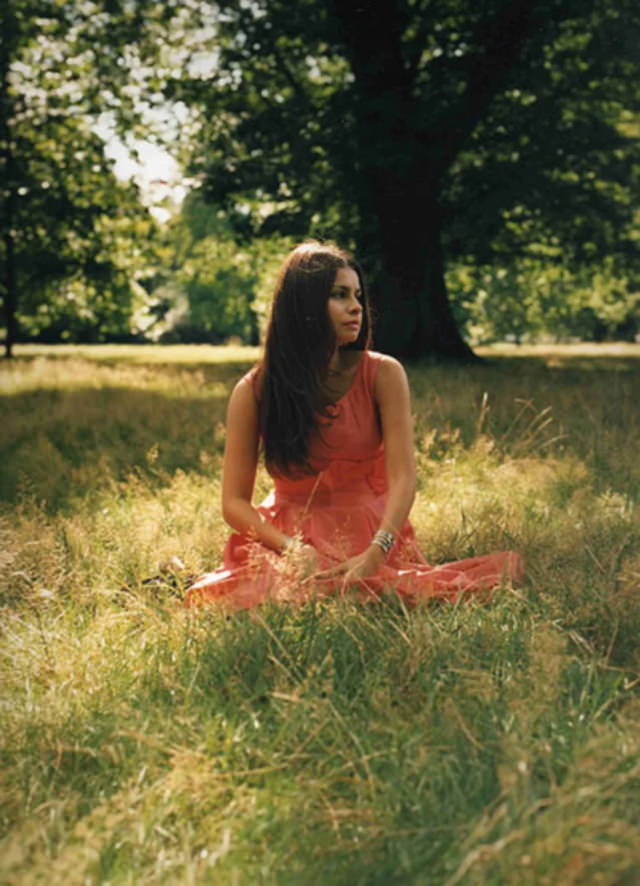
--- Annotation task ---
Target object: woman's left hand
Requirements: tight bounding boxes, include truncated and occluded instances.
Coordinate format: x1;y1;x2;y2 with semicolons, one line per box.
314;544;385;588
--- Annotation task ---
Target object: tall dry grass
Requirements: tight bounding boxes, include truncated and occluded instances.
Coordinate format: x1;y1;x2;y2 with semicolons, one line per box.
1;343;639;885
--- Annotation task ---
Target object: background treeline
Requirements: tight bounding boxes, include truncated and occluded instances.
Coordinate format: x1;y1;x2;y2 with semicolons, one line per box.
2;1;639;357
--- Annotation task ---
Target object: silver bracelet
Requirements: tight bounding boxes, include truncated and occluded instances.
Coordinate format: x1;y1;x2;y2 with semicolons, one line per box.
371;529;394;557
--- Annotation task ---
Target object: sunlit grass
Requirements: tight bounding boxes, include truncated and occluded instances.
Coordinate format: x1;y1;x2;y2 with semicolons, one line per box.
476;341;640;358
1;344;639;884
11;342;262;365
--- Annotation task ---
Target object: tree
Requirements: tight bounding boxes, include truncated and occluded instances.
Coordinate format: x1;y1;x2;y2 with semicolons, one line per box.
147;191;293;343
447;258;640;343
0;1;161;357
173;0;639;359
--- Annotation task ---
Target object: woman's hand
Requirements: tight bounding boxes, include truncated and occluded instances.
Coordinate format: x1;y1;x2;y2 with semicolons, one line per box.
297;543;319;579
281;541;319;580
314;544;385;589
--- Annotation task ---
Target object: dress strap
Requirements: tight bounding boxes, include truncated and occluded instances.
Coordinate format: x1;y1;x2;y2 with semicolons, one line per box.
360;350;383;397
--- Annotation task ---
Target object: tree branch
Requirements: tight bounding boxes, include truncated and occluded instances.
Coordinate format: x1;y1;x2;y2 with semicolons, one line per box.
438;0;539;170
328;0;412;98
271;42;316;113
405;12;432;81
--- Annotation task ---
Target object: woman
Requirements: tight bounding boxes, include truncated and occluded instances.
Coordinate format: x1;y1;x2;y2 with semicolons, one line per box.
185;241;522;609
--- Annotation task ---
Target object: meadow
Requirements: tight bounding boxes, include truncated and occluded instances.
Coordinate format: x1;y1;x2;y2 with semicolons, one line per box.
1;343;639;885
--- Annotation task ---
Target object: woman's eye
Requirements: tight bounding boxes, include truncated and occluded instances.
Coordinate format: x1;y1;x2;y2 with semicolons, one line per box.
331;289;362;300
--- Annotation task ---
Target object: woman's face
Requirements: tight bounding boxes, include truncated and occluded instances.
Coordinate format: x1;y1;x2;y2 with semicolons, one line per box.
327;266;363;346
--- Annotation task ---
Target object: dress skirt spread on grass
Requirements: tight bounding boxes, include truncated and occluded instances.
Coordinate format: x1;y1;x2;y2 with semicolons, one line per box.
185;351;523;610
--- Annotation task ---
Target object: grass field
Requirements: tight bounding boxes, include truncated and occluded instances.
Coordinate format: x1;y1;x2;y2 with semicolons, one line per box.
1;343;639;885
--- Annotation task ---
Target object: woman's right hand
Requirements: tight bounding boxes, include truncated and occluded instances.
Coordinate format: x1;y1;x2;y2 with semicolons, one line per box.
296;543;319;579
282;541;319;580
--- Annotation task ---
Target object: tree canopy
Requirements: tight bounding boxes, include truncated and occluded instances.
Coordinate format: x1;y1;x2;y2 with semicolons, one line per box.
0;0;159;357
3;1;638;356
173;0;639;358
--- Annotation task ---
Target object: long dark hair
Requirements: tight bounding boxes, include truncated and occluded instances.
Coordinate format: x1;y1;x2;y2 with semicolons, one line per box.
258;240;371;476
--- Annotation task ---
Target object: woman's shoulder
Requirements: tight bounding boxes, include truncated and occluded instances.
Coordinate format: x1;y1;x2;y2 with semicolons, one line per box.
365;349;403;367
235;365;262;399
362;350;406;384
226;368;262;428
358;352;408;407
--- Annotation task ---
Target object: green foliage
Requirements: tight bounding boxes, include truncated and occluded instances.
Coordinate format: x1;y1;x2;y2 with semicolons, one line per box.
5;1;638;354
1;345;640;882
158;0;640;357
176;239;259;343
0;1;165;353
149;192;293;344
448;258;640;343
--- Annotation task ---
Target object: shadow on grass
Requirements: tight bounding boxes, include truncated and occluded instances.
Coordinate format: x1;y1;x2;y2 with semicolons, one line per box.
3;350;639;512
0;383;238;512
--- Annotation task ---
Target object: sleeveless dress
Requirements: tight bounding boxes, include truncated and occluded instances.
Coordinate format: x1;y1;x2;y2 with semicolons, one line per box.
184;350;523;610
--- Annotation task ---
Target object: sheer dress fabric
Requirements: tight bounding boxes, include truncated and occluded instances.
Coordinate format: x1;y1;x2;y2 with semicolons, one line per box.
184;350;523;610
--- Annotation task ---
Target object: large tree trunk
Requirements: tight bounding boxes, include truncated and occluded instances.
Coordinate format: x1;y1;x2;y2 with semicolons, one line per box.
366;233;476;362
332;0;476;362
1;8;16;360
3;225;16;359
358;177;476;361
2;151;17;360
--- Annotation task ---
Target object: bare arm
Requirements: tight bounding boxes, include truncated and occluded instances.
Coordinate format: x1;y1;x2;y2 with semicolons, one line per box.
221;377;292;553
317;355;416;582
375;355;417;540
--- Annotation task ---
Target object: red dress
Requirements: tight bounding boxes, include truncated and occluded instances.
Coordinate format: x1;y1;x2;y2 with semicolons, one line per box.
185;350;523;610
